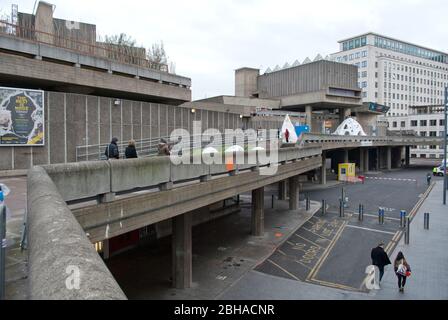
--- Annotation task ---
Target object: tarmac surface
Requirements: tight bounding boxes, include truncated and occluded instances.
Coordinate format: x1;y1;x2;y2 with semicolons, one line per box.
253;167;435;292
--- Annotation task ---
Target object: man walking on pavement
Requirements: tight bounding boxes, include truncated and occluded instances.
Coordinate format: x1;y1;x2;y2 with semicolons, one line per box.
371;242;391;283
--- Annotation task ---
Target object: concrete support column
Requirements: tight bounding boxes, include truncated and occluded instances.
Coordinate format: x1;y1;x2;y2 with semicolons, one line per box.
172;212;192;289
102;239;110;260
344;149;349;163
359;148;365;173
98;192;116;204
278;180;287;200
288;176;300;210
364;149;370;172
405;146;410;167
305;105;312;131
320;151;327;185
386;146;392;170
343;108;352;120
251;187;265;236
376;148;380;171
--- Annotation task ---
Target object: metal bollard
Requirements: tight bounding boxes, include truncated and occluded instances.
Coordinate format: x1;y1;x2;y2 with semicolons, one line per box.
271;194;275;209
404;217;410;244
424;212;430;230
358;204;364;221
378;208;385;224
339;199;345;217
237;194;240;205
0;204;6;300
400;210;406;228
306;194;310;211
322;200;326;215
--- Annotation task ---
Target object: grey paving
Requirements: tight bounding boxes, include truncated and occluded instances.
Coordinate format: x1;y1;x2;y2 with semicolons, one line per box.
372;180;448;300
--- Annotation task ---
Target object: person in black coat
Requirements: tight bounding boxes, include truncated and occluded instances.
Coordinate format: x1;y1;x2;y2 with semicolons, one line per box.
125;140;138;159
105;137;119;159
371;242;391;282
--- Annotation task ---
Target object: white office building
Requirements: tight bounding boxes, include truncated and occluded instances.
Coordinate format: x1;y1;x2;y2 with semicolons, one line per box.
330;33;448;117
386;105;445;159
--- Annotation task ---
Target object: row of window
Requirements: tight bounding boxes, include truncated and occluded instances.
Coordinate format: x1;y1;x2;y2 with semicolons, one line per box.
342;37;367;51
382;61;448;79
374;36;448;64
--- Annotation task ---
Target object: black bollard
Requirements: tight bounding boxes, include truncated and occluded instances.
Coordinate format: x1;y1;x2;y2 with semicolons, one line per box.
358;204;364;221
405;217;410;244
400;210;406;228
424;212;430;230
322;200;326;215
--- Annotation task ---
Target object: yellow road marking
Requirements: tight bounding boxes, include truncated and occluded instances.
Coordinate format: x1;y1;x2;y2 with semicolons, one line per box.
301;226;332;240
277;249;287;256
294;259;313;270
267;259;301;281
308;278;359;292
293;233;323;249
307;219;348;282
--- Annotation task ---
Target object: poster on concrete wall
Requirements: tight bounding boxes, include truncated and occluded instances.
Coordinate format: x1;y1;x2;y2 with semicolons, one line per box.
0;86;44;146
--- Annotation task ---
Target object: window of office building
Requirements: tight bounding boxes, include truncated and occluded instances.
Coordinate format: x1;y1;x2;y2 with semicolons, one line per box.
401;121;406;128
429;131;437;137
411;120;418;127
430;120;437;126
420;120;427;126
362;61;367;68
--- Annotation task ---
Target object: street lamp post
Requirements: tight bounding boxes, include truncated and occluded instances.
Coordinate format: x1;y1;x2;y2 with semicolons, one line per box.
444;86;448;205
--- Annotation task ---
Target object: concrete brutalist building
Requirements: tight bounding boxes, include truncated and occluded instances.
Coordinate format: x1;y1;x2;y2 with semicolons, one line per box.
0;2;225;172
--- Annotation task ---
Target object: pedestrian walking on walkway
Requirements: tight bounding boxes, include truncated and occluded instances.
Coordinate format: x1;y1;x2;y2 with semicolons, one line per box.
105;137;119;159
125;140;138;159
371;242;391;282
394;251;411;292
426;173;432;186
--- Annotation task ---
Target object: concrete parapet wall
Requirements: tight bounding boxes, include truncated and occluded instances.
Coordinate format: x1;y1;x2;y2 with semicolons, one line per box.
27;166;126;300
110;157;171;193
43;161;111;202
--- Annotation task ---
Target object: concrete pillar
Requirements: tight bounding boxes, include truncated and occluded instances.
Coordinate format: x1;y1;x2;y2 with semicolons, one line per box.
339;108;350;125
98;192;115;203
278;180;287;200
251;187;264;236
364;149;370;172
343;149;349;163
288;176;299;210
359;148;365;173
305;105;312;131
172;212;192;289
386;146;392;170
102;239;110;260
320;152;327;185
405;146;410;167
376;148;380;171
343;108;352;120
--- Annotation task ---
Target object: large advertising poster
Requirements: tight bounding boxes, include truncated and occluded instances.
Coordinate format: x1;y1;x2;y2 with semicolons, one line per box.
0;86;44;146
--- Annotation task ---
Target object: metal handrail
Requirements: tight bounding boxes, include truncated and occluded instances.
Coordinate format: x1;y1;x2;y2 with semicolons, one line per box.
0;203;5;300
0;20;168;72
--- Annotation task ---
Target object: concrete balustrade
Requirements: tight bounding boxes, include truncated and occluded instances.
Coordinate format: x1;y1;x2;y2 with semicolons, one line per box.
109;156;171;193
43;161;111;202
27;166;126;300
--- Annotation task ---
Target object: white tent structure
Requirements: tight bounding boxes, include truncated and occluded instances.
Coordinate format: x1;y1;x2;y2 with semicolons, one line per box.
280;114;298;143
332;117;367;136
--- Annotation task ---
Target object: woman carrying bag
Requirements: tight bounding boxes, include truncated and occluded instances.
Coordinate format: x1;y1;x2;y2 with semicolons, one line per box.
394;251;411;292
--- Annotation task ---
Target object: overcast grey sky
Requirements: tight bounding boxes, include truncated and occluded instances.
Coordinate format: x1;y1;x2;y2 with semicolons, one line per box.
1;0;447;100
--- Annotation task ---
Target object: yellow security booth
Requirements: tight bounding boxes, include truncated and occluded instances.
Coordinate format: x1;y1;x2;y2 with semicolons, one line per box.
338;163;356;181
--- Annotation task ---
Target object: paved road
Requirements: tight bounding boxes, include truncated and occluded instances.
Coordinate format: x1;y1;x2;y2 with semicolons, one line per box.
254;168;440;292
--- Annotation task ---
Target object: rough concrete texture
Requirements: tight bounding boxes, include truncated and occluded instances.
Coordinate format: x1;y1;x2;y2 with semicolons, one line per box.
109;156;171;192
43;160;111;202
27;166;126;300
